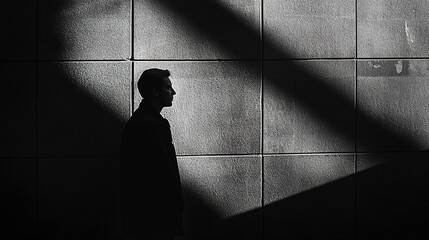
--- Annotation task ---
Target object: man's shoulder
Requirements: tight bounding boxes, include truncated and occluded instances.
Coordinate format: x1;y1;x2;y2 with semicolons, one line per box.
127;110;158;127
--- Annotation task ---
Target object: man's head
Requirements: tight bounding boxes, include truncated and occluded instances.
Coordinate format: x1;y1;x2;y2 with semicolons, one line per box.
137;68;176;108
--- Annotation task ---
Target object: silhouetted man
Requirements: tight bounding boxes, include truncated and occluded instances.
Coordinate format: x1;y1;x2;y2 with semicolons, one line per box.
120;68;183;240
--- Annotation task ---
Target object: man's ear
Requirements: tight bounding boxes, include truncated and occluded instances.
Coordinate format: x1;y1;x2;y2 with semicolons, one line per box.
151;88;159;97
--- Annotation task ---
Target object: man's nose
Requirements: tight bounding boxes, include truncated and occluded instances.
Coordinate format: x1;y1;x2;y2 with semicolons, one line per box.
172;88;176;95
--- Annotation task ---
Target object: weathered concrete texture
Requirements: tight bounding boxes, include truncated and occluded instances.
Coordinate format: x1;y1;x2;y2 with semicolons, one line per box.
357;60;429;151
356;153;429;239
37;62;130;158
264;0;355;59
264;60;355;153
0;1;37;60
134;0;261;59
178;156;261;240
38;0;130;60
358;0;429;58
0;63;36;159
264;154;355;239
1;159;37;240
37;158;120;240
134;62;261;155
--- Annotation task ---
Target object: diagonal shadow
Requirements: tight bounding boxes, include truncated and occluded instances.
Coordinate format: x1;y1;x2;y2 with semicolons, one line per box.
146;0;429;239
150;0;420;151
226;153;429;240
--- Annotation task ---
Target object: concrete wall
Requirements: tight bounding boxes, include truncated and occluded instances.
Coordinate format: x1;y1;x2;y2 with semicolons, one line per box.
2;0;429;239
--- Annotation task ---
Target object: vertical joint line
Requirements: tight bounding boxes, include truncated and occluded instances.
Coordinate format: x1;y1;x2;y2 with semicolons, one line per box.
354;2;358;239
355;0;358;59
131;62;135;114
130;0;134;60
130;0;135;113
260;1;265;239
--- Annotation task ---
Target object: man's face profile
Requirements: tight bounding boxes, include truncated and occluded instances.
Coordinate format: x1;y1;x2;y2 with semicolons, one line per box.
155;77;176;107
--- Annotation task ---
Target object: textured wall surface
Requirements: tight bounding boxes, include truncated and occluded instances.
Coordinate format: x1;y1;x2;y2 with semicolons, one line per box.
2;0;429;239
358;0;429;57
264;60;355;153
264;0;355;58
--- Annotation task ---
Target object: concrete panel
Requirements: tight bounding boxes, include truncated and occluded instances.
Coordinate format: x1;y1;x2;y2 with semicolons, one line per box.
0;159;37;240
37;62;130;158
178;155;261;240
134;0;261;59
0;63;36;159
264;0;355;59
264;60;355;153
37;158;121;240
358;0;429;58
356;153;429;239
134;62;261;155
0;1;37;60
38;0;130;60
357;60;429;151
264;154;355;239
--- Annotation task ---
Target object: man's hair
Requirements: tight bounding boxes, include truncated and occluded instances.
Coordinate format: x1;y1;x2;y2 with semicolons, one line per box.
137;68;170;99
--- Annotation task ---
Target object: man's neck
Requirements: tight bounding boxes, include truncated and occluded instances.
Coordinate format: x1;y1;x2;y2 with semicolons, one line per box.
145;99;163;113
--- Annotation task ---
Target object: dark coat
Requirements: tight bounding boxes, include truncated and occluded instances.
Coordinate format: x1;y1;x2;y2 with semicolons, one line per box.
120;100;183;236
